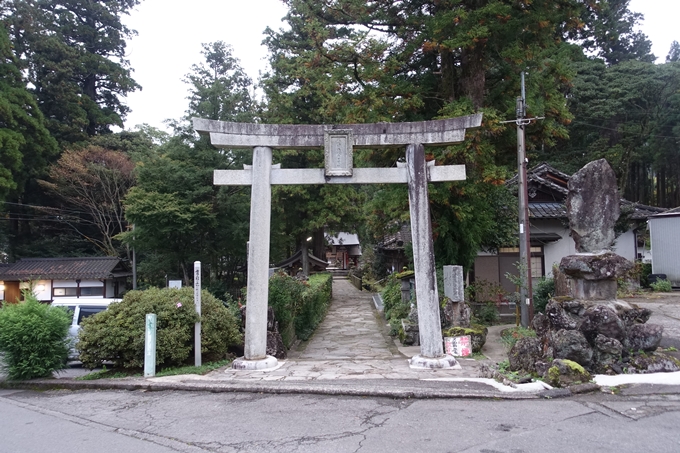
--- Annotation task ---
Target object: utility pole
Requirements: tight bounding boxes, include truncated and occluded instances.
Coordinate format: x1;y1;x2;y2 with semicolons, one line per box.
516;72;534;327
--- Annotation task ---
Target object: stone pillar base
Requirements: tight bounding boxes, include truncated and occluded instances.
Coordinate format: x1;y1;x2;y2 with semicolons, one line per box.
231;355;278;371
409;354;461;370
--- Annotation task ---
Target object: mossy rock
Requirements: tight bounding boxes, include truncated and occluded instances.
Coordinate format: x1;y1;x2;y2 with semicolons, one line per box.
442;325;488;353
544;359;592;388
395;270;415;279
627;352;680;373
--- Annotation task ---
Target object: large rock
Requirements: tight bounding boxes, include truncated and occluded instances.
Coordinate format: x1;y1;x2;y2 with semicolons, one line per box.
566;159;620;252
545;300;578;330
532;312;550;337
545;359;593;388
580;304;626;342
592;334;623;374
509;337;543;372
442;326;487;353
266;331;286;359
627;353;680;374
560;252;634;281
627;323;663;352
550;329;593;366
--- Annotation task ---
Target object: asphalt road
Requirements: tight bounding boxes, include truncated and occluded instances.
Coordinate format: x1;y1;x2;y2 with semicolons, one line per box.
2;388;680;453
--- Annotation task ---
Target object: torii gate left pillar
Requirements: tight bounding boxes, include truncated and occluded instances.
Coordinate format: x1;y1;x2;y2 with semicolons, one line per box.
194;115;482;370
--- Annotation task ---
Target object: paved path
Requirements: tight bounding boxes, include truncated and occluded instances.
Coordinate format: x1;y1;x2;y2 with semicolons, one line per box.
188;278;500;383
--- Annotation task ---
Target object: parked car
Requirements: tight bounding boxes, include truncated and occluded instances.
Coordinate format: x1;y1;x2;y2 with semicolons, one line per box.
50;298;120;359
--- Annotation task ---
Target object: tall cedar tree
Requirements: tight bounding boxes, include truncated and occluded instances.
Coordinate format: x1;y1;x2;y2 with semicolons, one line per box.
2;0;140;146
0;26;57;202
120;43;255;290
260;0;602;270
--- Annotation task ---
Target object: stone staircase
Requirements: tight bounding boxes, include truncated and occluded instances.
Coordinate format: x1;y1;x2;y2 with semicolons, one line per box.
327;268;349;278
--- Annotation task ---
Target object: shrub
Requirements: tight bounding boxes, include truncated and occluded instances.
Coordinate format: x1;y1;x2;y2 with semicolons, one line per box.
533;277;555;314
651;279;673;292
381;274;411;322
296;273;332;341
78;287;242;369
640;262;653;288
268;272;305;347
0;294;72;380
266;272;333;346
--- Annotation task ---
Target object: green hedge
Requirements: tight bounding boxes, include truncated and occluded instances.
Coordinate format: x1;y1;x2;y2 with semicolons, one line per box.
0;294;72;380
267;272;333;347
296;273;333;341
78;287;242;369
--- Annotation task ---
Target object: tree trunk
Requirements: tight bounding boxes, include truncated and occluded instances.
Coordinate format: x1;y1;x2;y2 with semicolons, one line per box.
459;43;485;110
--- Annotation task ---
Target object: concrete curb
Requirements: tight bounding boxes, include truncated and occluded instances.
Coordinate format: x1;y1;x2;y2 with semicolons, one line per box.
0;377;547;400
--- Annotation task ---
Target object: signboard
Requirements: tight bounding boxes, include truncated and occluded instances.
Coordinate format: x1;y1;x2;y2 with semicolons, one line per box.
324;130;353;176
444;336;472;357
168;280;182;289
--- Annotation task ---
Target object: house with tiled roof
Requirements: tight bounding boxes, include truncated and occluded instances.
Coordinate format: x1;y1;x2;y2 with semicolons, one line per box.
473;163;665;294
0;257;131;303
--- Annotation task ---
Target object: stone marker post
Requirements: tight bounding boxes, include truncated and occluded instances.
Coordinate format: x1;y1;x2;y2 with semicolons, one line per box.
194;261;202;367
444;265;464;302
194;115;481;370
443;265;466;328
144;313;157;377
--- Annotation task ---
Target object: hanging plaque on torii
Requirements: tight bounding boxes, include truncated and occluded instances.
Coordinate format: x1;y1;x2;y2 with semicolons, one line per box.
194;114;482;371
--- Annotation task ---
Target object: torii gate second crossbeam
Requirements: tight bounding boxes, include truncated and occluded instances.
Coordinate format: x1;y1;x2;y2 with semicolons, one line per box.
194;114;483;371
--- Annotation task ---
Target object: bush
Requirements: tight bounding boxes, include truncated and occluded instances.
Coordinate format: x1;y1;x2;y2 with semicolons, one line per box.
381;274;411;322
268;272;305;347
78;287;242;369
650;279;673;292
533;277;555;314
267;272;333;346
0;294;72;380
640;262;653;288
296;273;333;341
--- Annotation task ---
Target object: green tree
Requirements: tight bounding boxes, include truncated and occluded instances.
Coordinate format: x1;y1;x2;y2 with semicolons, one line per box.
2;0;141;145
0;26;57;202
581;0;655;65
121;45;255;290
554;58;680;207
184;41;257;123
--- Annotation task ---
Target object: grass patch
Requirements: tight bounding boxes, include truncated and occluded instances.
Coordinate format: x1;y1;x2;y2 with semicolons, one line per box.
500;326;536;350
496;360;534;383
76;359;231;380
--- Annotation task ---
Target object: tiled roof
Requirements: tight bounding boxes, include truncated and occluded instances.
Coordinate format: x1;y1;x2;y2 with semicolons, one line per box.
0;257;127;281
378;224;412;250
622;201;667;220
529;202;567;219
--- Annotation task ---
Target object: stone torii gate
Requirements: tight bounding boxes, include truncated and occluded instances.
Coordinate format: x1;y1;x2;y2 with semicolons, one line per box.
193;114;482;371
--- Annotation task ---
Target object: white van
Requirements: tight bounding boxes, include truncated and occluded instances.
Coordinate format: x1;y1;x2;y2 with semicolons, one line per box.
51;298;120;358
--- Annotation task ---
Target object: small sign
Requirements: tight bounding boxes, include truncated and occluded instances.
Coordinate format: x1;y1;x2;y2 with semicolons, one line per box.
168;280;182;289
324;130;353;176
444;336;472;357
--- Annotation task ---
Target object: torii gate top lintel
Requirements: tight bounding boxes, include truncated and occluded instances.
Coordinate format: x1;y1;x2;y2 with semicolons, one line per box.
192;114;482;149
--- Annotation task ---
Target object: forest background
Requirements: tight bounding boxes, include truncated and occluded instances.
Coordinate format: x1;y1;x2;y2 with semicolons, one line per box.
1;0;679;296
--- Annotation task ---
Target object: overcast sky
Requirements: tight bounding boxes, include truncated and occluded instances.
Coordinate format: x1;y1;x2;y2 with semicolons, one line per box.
121;0;680;132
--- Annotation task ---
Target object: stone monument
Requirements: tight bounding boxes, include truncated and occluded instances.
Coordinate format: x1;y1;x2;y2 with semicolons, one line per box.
506;159;677;383
194;116;482;371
